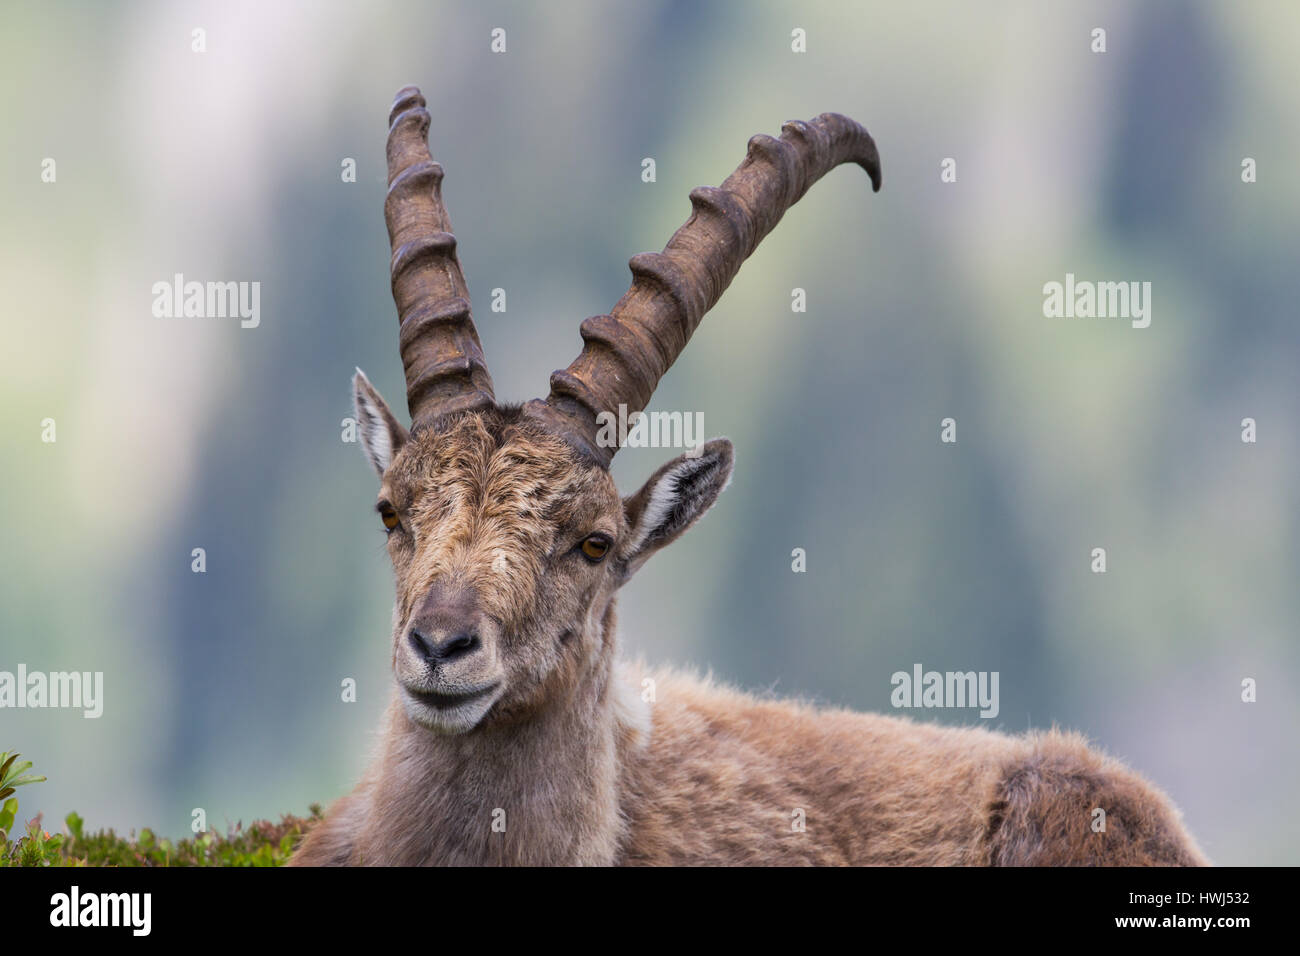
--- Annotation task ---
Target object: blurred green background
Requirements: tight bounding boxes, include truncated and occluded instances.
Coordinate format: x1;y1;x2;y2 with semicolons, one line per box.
2;0;1296;864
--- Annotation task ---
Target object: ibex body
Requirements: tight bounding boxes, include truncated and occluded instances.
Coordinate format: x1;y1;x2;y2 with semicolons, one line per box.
290;88;1206;866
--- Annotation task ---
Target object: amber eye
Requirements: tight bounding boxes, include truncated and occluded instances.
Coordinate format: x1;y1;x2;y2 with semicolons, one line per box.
580;535;611;562
379;505;400;532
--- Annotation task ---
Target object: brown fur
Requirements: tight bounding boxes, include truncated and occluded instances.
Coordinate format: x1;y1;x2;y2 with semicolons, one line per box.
290;397;1207;867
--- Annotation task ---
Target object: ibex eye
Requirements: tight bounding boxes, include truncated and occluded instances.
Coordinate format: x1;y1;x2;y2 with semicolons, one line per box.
580;535;611;562
379;504;400;532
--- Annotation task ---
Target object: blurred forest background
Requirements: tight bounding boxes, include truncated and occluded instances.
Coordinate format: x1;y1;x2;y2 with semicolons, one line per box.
2;0;1296;864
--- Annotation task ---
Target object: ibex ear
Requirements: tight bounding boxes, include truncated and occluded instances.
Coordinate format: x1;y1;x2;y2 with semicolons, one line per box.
353;368;409;477
620;439;734;578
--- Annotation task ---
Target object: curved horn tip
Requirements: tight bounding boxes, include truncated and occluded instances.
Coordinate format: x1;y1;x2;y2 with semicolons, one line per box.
389;86;427;125
804;111;883;192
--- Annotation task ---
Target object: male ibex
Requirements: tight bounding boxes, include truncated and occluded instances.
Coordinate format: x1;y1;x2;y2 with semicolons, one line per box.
291;87;1207;866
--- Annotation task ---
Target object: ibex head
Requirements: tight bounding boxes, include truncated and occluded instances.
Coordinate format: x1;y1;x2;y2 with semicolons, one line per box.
354;87;880;735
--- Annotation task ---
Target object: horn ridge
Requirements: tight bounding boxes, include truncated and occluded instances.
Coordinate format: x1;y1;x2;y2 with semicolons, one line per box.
528;112;881;466
384;86;494;425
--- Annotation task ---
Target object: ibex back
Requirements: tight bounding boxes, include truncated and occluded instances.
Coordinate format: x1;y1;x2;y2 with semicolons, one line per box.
289;87;1207;866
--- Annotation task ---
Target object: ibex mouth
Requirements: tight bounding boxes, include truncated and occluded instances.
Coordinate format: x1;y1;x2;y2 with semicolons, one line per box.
405;683;499;710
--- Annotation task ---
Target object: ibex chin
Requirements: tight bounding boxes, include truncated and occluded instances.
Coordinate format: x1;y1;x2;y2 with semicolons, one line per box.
290;87;1207;866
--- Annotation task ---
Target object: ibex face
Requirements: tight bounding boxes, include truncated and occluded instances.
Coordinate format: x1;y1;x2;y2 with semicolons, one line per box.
357;86;878;736
353;398;606;734
353;389;732;735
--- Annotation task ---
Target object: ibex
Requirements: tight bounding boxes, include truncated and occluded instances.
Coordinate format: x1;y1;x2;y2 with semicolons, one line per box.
290;87;1207;866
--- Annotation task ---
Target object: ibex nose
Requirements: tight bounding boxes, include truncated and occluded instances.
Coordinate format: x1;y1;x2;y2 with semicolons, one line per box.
406;582;484;666
408;626;480;664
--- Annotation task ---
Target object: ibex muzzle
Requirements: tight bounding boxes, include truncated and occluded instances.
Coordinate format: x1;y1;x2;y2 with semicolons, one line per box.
396;580;503;733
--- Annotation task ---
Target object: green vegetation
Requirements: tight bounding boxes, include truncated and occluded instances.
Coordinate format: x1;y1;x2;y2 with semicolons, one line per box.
0;750;315;866
0;751;46;843
0;807;318;867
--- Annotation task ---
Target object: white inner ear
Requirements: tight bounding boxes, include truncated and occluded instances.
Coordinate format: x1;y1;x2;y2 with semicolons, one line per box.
362;413;392;472
627;458;699;554
355;387;393;474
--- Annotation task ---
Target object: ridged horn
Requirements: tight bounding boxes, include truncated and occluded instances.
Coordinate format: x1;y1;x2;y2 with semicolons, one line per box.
526;112;880;466
385;86;494;426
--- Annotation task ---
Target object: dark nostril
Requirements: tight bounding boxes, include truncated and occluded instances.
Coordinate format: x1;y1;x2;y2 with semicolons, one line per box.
409;627;480;663
439;631;480;661
408;628;434;661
